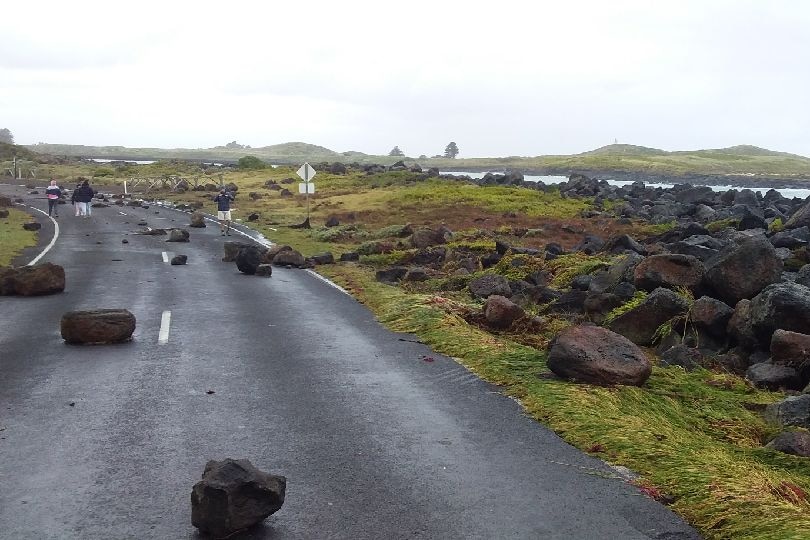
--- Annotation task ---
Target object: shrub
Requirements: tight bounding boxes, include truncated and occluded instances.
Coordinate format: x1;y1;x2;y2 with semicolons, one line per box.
237;155;267;170
92;167;115;177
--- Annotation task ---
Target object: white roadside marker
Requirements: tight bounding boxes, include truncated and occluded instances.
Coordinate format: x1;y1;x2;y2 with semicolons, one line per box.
162;251;169;263
158;310;172;344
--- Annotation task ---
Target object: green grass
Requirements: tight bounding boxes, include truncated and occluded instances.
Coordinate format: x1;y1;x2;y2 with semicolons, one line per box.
0;207;38;266
317;264;810;540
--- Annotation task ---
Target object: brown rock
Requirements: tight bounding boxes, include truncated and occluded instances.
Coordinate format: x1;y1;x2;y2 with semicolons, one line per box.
484;295;525;329
547;325;652;386
0;267;18;295
262;245;293;263
61;309;136;344
410;228;446;249
770;330;810;371
189;212;206;228
273;249;306;267
633;254;705;292
690;296;733;337
11;263;65;296
727;299;758;349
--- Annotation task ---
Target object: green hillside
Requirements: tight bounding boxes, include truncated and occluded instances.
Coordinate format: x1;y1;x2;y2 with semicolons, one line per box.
21;141;810;178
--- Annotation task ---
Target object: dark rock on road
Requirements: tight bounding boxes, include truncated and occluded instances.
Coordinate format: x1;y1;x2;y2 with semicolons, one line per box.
60;309;136;344
170;255;188;265
191;459;286;539
166;228;190;242
8;263;65;296
236;246;265;275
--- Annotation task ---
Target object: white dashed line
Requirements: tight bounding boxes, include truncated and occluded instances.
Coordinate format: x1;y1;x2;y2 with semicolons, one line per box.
161;251;169;263
118;211;128;215
158;310;172;344
21;204;60;266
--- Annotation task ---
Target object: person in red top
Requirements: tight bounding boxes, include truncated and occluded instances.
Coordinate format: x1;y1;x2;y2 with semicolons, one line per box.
45;179;62;218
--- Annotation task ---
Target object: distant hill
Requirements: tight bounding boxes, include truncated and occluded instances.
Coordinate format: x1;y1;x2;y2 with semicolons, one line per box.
252;142;340;158
579;144;668;157
686;145;806;159
20;141;810;178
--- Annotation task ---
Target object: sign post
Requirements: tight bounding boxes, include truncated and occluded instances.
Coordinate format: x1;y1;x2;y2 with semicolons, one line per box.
296;162;317;225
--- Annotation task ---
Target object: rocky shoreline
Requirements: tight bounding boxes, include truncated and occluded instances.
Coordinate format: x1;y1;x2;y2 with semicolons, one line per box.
442;166;810;190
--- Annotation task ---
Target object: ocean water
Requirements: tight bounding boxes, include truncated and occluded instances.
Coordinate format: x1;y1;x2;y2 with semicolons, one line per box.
441;171;810;200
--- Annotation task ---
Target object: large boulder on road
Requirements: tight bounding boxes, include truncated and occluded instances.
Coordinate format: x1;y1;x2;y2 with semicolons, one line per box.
235;246;264;275
166;228;190;242
11;263;65;296
547;325;652;386
61;309;136;344
189;212;206;228
273;249;306;268
223;241;251;262
191;459;286;539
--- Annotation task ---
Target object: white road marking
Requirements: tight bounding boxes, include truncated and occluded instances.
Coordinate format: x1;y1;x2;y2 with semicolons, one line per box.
305;269;351;296
21;204;60;266
118;211;128;215
158;310;172;344
161;251;169;263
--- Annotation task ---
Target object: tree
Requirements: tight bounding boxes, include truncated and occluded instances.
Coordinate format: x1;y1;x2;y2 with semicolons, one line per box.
389;146;404;157
444;141;459;159
237;155;267;170
0;128;14;144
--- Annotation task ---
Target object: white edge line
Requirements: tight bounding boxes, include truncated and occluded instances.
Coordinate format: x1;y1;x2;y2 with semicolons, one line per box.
158;310;171;344
20;204;60;266
306;269;351;296
161;251;169;263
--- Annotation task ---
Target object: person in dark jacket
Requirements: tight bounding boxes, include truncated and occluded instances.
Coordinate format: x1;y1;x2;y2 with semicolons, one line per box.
45;179;62;218
213;188;235;235
73;180;95;218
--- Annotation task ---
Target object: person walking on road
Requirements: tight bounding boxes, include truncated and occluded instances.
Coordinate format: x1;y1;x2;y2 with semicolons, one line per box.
72;179;95;218
214;188;235;235
45;179;61;218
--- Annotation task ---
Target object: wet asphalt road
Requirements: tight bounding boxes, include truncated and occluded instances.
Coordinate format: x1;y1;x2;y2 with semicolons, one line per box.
0;183;701;539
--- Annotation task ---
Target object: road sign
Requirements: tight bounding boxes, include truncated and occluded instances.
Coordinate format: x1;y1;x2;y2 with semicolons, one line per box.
297;163;317;182
298;182;315;194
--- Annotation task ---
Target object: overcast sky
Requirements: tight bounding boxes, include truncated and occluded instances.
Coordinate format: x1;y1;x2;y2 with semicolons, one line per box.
2;1;809;158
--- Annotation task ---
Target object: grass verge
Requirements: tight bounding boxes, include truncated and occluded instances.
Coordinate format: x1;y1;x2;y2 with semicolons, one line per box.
0;207;38;266
317;264;810;540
